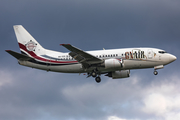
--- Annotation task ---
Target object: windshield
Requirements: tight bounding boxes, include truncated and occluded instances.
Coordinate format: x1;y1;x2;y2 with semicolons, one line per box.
158;51;167;54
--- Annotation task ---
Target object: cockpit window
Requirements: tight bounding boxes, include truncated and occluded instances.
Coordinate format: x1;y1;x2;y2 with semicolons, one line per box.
158;51;167;54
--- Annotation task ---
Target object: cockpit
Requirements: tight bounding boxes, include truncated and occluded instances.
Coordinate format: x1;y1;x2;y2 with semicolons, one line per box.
158;51;167;54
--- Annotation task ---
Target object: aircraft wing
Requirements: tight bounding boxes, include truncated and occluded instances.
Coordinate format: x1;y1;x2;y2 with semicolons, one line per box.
60;44;103;68
6;50;34;61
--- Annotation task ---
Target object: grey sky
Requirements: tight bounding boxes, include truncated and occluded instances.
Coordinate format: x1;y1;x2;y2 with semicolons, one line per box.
0;0;180;120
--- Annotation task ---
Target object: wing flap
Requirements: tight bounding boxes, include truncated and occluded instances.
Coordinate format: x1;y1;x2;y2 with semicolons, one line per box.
69;52;84;62
6;50;33;61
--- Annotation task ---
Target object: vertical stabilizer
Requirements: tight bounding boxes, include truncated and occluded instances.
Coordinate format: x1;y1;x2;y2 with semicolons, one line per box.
13;25;45;56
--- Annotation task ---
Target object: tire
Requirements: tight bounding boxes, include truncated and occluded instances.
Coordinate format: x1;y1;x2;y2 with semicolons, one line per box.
154;71;158;75
92;71;97;77
95;77;101;83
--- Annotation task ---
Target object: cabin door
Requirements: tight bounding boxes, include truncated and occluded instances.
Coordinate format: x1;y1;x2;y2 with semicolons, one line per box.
147;49;153;59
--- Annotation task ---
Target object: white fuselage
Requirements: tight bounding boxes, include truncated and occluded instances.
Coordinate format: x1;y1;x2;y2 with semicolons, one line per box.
18;47;176;73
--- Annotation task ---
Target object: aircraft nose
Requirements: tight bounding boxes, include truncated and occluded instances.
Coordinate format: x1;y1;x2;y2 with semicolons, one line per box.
169;54;177;62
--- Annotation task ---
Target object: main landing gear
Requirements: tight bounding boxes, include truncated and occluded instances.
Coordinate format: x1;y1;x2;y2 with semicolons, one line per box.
154;70;158;75
95;76;101;83
91;71;97;77
90;69;101;83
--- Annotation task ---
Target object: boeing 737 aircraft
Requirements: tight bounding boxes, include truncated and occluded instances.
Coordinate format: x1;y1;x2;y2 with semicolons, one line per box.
6;25;177;83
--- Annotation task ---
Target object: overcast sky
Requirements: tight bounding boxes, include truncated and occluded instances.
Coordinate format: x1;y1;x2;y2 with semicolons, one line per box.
0;0;180;120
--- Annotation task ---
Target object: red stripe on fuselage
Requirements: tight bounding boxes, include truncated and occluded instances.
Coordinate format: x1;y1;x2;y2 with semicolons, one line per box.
18;43;78;64
19;43;36;56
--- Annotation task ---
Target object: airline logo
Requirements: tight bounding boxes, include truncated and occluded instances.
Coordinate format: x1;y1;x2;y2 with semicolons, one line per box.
25;40;37;51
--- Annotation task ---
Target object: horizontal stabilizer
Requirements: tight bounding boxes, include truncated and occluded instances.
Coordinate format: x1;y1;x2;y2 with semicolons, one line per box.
6;50;34;61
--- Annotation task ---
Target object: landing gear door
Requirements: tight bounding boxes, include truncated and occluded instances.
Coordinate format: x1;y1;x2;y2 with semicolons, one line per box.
148;49;153;59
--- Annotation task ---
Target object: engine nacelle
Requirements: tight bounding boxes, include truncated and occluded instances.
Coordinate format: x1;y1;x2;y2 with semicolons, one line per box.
104;59;122;69
106;70;130;79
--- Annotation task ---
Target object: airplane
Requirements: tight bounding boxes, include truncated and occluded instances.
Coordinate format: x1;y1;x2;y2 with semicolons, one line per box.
6;25;177;83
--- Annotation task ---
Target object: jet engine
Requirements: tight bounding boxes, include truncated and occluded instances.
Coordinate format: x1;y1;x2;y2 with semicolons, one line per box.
105;70;130;79
104;59;122;69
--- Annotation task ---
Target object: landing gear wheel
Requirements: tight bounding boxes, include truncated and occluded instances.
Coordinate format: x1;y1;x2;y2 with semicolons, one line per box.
92;71;97;77
154;70;158;75
95;77;101;83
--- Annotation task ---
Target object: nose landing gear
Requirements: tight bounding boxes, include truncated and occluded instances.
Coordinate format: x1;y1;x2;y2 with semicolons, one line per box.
153;65;163;75
154;70;158;75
